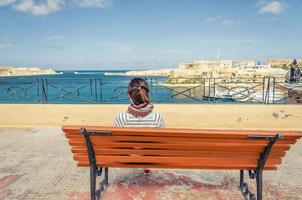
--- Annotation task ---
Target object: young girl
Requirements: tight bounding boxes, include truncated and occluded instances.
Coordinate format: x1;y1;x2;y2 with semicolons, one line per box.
114;77;165;175
114;77;165;128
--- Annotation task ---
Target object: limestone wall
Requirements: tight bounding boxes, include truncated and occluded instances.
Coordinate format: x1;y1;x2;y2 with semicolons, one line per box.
0;104;301;130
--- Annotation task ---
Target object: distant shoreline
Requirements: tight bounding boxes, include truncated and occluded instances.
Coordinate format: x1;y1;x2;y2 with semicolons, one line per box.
0;72;63;78
104;72;168;76
0;66;61;77
104;68;175;77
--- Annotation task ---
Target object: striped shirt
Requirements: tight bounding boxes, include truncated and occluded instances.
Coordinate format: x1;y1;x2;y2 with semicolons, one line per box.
114;112;165;128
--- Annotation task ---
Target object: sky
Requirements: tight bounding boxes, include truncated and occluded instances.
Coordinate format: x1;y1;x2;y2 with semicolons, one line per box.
0;0;302;70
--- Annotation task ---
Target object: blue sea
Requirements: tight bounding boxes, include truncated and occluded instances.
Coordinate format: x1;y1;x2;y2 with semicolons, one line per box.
0;70;292;104
0;70;205;104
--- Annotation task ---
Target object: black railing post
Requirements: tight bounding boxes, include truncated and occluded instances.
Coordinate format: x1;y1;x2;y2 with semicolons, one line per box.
262;77;265;103
90;79;93;102
267;78;271;104
155;78;158;100
150;78;153;101
213;78;216;102
208;78;211;100
36;78;41;103
202;78;206;98
41;78;48;103
94;79;98;103
99;79;103;103
272;77;276;103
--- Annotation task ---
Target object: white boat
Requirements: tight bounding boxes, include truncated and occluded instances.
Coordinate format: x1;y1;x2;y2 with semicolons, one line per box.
242;91;286;103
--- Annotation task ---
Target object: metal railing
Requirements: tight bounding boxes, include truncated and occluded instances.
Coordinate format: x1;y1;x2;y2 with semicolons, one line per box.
0;77;301;104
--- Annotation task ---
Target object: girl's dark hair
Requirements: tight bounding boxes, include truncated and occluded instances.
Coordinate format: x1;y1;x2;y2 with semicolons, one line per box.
128;78;150;105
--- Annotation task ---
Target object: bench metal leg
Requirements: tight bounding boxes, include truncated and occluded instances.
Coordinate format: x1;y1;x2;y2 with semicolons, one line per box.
81;128;111;200
256;171;262;200
105;167;109;185
97;167;109;199
239;170;257;200
90;166;97;200
89;167;109;200
239;133;283;200
240;170;244;188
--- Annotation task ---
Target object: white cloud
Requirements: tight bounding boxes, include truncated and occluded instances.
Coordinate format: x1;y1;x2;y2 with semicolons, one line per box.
0;0;16;6
76;0;111;8
233;40;262;45
198;39;262;45
221;19;236;26
259;1;286;14
13;0;64;16
0;43;11;48
45;44;64;49
259;16;279;22
0;38;12;49
256;0;268;6
98;42;134;54
205;16;237;26
1;0;112;16
205;16;222;22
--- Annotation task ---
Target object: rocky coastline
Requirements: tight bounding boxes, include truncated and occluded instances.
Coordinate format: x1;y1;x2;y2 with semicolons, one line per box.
104;68;175;76
0;66;60;77
105;66;287;81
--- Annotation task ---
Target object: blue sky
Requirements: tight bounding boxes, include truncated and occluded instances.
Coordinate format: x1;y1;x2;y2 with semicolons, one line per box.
0;0;301;70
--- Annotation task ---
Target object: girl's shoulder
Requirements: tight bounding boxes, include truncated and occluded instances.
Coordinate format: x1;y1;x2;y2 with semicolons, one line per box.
115;112;130;118
148;112;165;120
116;111;164;119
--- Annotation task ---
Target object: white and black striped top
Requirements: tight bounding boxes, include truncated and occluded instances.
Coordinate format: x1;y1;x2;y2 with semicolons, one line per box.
114;112;165;128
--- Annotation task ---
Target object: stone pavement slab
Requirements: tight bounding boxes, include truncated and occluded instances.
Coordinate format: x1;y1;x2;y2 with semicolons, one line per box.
0;127;301;200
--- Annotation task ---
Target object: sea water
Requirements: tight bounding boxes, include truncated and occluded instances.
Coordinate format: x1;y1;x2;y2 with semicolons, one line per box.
0;70;289;104
0;70;204;104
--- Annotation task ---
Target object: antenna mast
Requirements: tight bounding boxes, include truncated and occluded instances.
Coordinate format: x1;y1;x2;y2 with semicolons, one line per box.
216;49;220;60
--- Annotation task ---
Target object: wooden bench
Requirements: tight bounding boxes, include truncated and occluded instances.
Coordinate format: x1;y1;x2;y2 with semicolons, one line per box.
62;125;302;200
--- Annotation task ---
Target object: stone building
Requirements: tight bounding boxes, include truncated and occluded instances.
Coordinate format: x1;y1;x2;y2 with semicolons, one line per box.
267;59;302;69
179;60;256;69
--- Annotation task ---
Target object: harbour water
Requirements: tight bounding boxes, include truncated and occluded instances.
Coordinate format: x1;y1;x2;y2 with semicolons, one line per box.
0;70;182;103
0;70;294;104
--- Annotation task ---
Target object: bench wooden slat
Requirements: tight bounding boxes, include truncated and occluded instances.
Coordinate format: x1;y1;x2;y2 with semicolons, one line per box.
62;126;302;139
71;148;286;158
76;163;278;170
68;140;291;152
66;135;297;145
73;155;281;169
74;155;282;165
65;131;300;140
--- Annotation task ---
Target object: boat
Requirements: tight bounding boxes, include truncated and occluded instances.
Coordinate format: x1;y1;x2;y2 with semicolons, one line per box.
74;71;102;75
202;94;236;102
241;91;286;103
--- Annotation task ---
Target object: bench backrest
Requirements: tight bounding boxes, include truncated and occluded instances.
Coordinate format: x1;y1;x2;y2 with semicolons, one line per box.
62;125;302;170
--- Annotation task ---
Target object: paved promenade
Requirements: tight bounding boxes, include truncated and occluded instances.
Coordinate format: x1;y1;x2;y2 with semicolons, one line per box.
0;127;302;200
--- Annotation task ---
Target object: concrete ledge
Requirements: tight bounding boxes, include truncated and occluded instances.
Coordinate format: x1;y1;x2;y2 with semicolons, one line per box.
0;104;301;130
